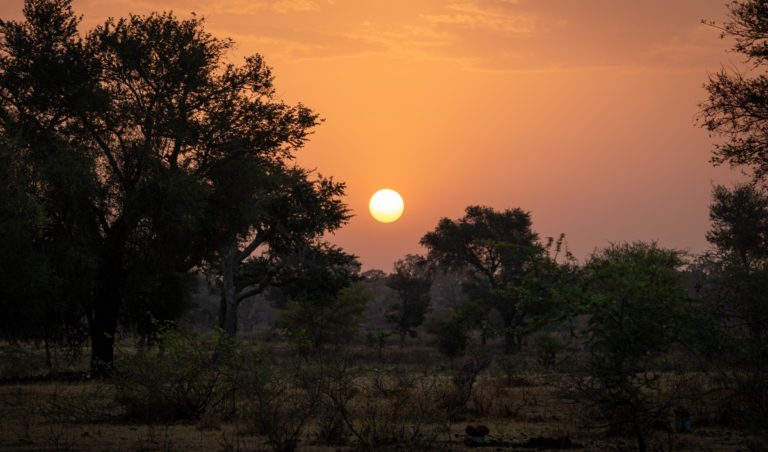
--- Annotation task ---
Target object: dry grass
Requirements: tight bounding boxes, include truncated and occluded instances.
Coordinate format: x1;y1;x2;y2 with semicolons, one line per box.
0;373;758;451
0;339;762;451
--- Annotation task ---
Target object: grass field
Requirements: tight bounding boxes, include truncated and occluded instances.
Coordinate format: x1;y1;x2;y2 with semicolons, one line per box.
0;339;763;451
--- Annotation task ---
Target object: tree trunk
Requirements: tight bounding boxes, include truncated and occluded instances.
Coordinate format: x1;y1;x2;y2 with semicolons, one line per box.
504;331;515;354
89;224;127;377
632;411;647;452
503;332;525;354
90;278;121;376
399;330;406;348
220;242;240;337
90;316;116;376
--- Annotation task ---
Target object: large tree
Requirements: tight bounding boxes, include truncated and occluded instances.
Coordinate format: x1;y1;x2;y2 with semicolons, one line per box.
0;0;335;373
420;205;560;354
700;0;768;181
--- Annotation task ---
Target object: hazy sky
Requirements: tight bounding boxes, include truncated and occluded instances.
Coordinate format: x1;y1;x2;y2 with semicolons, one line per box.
0;0;747;270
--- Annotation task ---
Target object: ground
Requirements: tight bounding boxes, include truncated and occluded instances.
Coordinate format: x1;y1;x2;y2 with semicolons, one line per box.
0;341;762;451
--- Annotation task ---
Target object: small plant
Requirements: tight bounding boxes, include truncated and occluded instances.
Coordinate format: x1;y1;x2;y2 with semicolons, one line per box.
534;333;566;370
440;355;491;421
366;329;395;362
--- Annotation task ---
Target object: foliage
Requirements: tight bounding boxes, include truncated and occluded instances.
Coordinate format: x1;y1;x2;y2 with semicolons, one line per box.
279;281;370;354
708;183;768;266
0;0;346;372
214;166;351;337
385;254;433;347
112;326;233;422
434;299;484;359
700;0;768;181
699;183;768;429
421;206;570;354
0;139;49;341
700;0;768;426
533;332;566;370
578;242;689;452
237;354;323;452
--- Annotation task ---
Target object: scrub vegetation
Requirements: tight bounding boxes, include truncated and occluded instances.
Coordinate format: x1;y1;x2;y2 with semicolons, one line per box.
1;0;768;450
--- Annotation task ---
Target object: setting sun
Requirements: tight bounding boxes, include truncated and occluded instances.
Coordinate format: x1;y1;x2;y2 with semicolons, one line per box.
369;189;404;223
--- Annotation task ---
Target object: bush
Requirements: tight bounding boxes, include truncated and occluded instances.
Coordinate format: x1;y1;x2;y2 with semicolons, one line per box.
112;327;232;422
578;243;690;452
534;333;566;370
436;315;469;359
238;356;322;452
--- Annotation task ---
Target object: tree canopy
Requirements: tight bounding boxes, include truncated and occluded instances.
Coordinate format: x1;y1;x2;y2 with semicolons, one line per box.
420;205;563;354
0;0;347;373
701;0;768;181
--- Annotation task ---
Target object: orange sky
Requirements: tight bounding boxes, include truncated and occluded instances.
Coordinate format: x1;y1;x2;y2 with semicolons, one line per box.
0;0;747;270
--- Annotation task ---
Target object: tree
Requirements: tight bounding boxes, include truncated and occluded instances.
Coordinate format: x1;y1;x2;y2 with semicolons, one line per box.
277;250;368;354
700;183;768;428
0;0;336;373
215;166;350;337
700;0;768;426
385;254;433;348
0;137;89;365
579;242;689;452
420;205;562;354
708;183;768;267
700;0;768;181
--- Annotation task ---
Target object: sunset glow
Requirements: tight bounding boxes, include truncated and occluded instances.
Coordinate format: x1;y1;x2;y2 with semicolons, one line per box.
0;0;744;270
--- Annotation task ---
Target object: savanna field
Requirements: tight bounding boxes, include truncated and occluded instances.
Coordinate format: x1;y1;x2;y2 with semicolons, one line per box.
2;0;768;451
0;334;764;451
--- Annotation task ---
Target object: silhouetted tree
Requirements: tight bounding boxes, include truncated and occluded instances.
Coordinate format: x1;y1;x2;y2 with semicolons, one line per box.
420;205;562;354
214;167;349;337
700;183;768;427
701;0;768;181
0;0;343;373
385;254;433;347
0;137;88;364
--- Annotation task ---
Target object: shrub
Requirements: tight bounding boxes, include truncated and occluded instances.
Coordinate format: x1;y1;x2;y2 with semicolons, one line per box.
112;327;232;422
238;357;322;452
578;243;690;452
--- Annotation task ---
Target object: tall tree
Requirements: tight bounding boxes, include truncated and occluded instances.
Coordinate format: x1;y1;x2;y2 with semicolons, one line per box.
420;205;559;354
700;0;768;181
386;254;433;348
700;183;768;427
0;0;335;373
700;1;768;427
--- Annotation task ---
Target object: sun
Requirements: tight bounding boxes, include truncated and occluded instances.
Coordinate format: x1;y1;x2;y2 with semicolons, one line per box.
369;189;404;223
